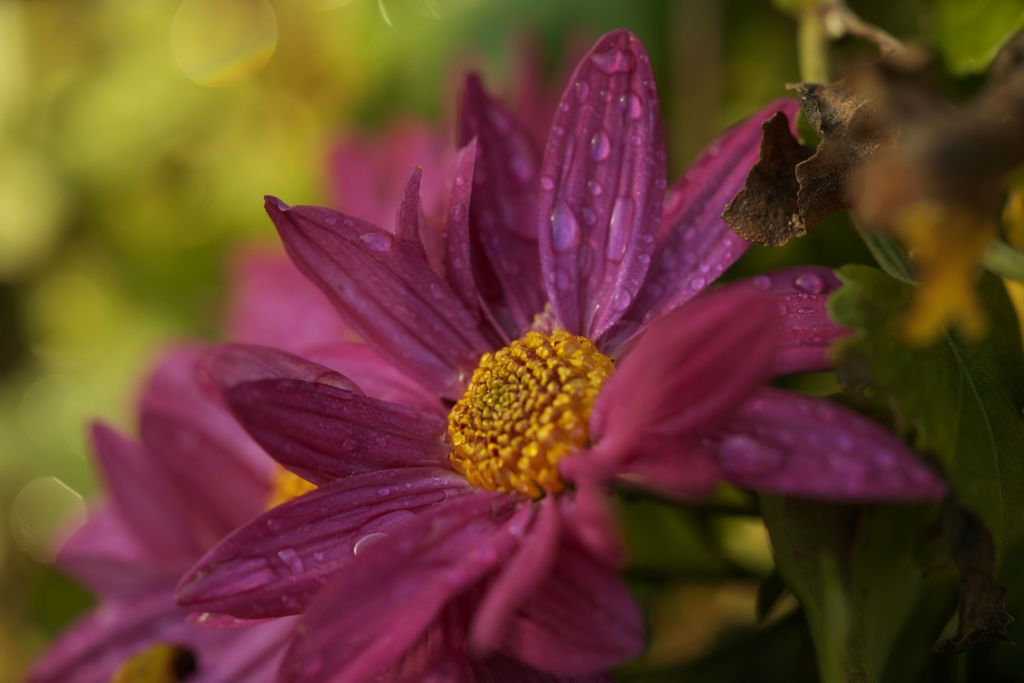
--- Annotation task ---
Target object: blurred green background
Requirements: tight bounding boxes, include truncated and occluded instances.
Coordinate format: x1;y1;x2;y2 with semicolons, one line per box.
0;0;1012;680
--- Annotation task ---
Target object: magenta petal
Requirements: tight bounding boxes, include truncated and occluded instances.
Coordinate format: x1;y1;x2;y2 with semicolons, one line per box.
716;388;947;500
537;29;666;338
445;140;482;315
470;496;561;651
90;423;202;561
732;266;846;375
202;343;362;395
328;121;449;228
278;493;527;683
614;434;722;500
26;589;191;683
459;74;546;336
140;348;275;537
176;468;471;619
139;353;274;547
607;99;800;350
396;166;424;244
303;342;441;414
207;346;450;485
55;505;152;597
499;541;644;675
266;197;490;399
227;248;355;355
591;286;780;462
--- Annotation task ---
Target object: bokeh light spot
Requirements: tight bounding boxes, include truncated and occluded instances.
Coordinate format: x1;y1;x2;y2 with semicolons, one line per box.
171;0;277;88
10;476;85;564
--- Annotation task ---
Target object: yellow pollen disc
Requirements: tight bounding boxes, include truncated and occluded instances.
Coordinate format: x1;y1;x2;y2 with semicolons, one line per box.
447;329;613;498
266;466;318;509
109;644;195;683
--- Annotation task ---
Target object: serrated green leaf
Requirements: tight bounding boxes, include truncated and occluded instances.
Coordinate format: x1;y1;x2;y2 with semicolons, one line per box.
932;0;1024;74
828;265;1024;557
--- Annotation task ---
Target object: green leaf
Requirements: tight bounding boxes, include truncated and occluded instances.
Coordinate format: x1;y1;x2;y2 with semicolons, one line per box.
829;265;1024;557
932;0;1024;75
761;498;943;683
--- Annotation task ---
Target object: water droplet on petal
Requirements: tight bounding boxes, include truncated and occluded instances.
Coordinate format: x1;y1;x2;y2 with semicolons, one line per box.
450;203;466;222
591;47;636;74
575;80;590;101
550;201;580;251
606;197;633;261
752;275;771;291
353;532;388;556
588;130;611;161
625;93;644;119
581;208;597;226
539;176;555;191
276;548;304;574
587;179;603;196
324;214;338;226
359;232;393;252
691;276;706;290
720;434;783;477
794;272;826;294
454;175;466;188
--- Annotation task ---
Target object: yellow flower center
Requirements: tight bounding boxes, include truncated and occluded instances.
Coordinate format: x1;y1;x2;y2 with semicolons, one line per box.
110;644;195;683
266;466;317;509
447;330;613;498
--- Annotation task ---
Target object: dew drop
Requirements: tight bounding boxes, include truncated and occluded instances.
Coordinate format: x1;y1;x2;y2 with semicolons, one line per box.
691;276;706;290
794;272;826;294
276;548;304;574
353;532;388;556
752;275;771;291
539;176;555;191
720;434;783;476
324;214;338;226
578;244;594;276
581;208;597;226
587;179;603;196
574;80;590;101
550;201;581;252
618;92;643;118
454;175;466;188
450;203;466;222
359;232;392;252
606;197;633;261
588;130;611;161
590;47;636;74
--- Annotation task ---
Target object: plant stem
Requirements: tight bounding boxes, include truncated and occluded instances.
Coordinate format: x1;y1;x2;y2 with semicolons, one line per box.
798;0;829;83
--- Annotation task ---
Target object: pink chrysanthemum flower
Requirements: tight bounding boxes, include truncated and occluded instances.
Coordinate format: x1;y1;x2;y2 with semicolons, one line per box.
27;349;296;683
176;29;945;682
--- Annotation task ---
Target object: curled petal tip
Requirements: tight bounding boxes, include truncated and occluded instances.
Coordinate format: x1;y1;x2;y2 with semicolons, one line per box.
264;195;291;214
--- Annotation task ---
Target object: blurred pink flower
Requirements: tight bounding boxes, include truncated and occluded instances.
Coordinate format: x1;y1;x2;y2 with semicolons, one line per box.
28;349;295;683
176;29;945;683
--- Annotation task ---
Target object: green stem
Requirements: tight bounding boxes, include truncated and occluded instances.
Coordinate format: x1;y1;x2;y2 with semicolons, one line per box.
981;238;1024;282
798;0;829;83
